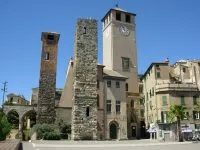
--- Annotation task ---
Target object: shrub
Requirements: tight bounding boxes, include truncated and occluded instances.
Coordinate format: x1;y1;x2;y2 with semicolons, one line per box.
43;131;61;140
0;112;11;141
57;120;71;139
30;124;61;140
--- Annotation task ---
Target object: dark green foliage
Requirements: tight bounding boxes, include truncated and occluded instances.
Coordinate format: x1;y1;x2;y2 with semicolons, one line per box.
168;105;187;142
31;124;58;140
58;120;71;139
0;112;11;141
43;131;61;140
7;111;19;128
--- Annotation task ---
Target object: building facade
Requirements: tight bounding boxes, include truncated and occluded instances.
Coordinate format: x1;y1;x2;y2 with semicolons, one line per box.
142;60;200;140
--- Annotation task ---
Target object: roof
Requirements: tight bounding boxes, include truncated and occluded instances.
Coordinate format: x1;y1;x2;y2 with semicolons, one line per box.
101;7;136;22
141;62;169;80
103;69;128;80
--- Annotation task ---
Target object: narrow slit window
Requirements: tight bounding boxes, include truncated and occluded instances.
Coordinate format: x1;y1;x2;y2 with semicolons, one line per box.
45;52;49;60
86;107;90;117
83;27;87;34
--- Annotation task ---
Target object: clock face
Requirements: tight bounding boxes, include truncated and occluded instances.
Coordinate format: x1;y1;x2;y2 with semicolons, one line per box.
119;26;130;36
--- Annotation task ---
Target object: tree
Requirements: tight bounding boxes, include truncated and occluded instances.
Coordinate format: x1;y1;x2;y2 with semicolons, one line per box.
0;112;11;141
168;105;187;142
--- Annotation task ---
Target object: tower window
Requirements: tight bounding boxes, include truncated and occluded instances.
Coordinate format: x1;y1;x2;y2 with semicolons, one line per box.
125;83;128;91
86;107;90;117
83;27;87;34
47;35;54;44
116;12;121;21
122;57;130;71
125;14;131;23
97;94;99;107
45;52;50;60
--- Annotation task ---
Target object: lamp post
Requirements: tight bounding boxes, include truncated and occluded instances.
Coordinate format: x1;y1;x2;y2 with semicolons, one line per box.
1;81;8;107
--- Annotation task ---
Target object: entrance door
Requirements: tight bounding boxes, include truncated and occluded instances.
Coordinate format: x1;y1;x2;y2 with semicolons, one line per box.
132;125;136;137
110;123;117;139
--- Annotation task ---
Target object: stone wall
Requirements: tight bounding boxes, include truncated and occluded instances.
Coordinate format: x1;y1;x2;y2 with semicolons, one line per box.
71;19;98;140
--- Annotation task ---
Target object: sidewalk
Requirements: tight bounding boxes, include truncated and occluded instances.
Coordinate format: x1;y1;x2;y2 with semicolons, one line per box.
0;139;21;150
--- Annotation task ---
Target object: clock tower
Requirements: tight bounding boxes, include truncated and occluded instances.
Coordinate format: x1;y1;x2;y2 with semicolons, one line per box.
102;7;139;94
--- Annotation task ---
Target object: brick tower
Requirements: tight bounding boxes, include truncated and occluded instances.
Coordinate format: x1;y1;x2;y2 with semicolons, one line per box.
37;32;60;124
71;19;98;140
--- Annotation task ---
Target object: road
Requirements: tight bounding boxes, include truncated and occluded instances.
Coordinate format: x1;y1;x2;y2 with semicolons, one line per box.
22;140;200;150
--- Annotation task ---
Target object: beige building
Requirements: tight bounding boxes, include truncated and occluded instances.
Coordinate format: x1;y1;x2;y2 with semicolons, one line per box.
142;59;200;139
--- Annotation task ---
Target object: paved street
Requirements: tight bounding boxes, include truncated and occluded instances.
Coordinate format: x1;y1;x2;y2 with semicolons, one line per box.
22;140;200;150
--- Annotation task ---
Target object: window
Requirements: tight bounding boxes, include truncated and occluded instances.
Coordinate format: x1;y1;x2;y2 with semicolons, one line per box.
156;72;161;78
106;100;111;113
97;80;99;89
107;80;111;87
45;52;49;60
150;89;151;98
180;96;185;105
131;100;134;108
183;112;189;120
140;109;144;117
146;92;148;101
116;100;120;113
97;94;99;107
152;87;154;96
47;34;54;44
122;57;130;71
156;64;160;68
193;111;200;120
116;81;120;88
193;96;198;105
116;12;121;21
139;85;143;93
86;107;90;117
140;98;144;105
83;27;87;34
183;68;186;73
162;96;167;105
125;14;131;23
125;83;128;91
161;111;168;123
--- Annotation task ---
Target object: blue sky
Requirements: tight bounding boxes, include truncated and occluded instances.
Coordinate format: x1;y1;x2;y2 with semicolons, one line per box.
1;0;200;103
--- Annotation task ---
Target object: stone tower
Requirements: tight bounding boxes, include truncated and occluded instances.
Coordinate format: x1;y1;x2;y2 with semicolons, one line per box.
37;32;60;124
71;19;98;140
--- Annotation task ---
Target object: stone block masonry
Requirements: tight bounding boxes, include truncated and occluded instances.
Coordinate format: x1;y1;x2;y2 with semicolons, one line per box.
37;32;60;124
71;19;98;140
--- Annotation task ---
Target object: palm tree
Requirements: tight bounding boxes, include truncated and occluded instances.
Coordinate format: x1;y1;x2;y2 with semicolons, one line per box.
168;105;187;142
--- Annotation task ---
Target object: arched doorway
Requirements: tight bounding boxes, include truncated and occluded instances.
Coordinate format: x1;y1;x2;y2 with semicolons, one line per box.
7;110;19;139
109;121;119;139
21;110;36;141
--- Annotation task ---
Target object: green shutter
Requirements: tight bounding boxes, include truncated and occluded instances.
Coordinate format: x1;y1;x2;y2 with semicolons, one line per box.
181;96;185;105
162;96;167;105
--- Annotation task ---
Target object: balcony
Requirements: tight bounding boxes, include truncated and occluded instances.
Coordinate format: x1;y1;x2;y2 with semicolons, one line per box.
155;83;198;93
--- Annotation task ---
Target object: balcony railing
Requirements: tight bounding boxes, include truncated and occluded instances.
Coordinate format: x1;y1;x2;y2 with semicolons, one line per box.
155;83;198;92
